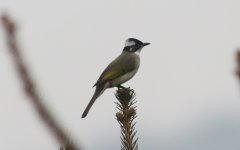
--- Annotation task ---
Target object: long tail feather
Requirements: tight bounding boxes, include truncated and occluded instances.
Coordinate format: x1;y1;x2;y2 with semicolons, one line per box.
82;84;107;118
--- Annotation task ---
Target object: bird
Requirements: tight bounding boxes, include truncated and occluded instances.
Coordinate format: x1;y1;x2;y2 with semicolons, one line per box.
82;38;150;118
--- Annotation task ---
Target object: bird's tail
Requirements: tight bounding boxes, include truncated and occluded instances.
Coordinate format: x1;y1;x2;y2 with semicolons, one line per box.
81;84;107;118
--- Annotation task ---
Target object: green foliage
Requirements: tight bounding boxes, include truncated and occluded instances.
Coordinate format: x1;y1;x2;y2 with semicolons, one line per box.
115;87;139;150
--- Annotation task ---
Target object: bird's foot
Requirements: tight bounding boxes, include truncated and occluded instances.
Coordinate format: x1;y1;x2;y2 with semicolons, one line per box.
117;85;126;89
117;85;134;92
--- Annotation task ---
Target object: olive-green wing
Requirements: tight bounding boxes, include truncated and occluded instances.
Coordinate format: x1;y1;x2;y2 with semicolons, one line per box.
93;54;135;87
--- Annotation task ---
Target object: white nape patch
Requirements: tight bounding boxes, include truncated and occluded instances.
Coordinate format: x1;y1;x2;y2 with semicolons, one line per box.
125;40;136;47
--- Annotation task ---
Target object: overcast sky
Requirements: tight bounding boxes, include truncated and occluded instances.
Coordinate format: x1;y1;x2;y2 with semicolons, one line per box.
1;0;240;149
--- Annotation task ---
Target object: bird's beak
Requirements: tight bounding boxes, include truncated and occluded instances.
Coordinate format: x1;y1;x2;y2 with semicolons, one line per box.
142;42;150;47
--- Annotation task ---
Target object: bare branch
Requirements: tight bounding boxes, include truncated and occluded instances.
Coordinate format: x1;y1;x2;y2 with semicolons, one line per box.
1;14;80;150
236;50;240;79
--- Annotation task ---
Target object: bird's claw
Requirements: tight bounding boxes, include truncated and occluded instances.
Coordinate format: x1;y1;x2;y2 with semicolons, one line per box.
117;85;134;92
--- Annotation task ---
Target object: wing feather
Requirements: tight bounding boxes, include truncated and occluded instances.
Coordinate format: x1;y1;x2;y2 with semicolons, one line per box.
93;52;137;87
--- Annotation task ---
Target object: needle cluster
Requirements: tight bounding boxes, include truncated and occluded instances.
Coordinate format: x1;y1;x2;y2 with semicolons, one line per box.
115;87;138;150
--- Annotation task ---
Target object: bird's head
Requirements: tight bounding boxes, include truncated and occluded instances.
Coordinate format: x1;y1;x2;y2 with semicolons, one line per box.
123;38;150;53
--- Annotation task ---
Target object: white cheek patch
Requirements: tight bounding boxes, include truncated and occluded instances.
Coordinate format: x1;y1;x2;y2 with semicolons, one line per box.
135;49;141;55
125;40;136;47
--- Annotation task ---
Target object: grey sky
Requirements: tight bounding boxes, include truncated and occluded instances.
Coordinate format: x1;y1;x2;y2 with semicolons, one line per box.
1;0;240;149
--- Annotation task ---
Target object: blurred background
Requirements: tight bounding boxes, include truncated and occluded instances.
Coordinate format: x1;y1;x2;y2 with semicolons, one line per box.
1;0;240;149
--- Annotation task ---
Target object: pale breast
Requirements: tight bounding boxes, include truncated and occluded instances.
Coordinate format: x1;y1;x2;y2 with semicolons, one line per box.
110;68;138;87
109;53;140;87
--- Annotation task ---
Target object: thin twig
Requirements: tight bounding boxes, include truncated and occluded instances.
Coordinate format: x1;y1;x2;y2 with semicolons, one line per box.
236;50;240;79
1;14;80;150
